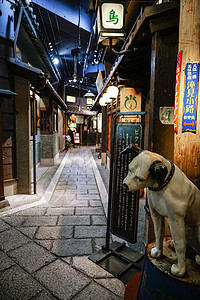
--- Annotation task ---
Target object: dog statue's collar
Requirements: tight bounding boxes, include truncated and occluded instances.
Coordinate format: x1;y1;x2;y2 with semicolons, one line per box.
148;161;175;191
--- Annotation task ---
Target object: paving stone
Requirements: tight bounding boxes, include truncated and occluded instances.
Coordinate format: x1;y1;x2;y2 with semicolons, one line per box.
59;200;88;207
17;226;38;239
35;259;91;299
89;200;102;207
14;207;47;216
76;190;88;194
77;194;100;200
55;185;67;190
94;278;125;298
76;207;104;215
0;219;11;232
88;189;99;194
9;242;56;273
0;250;15;271
74;226;106;238
73;281;122;300
22;216;58;227
52;190;65;196
51;239;93;256
72;256;113;278
45;207;74;216
33;290;57;300
1;216;27;227
58;216;90;226
61;257;72;264
36;240;53;251
36;226;73;239
0;265;42;300
57;181;67;185
0;228;30;252
91;216;107;225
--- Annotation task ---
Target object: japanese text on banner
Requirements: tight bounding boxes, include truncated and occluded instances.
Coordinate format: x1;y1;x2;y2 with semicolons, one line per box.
182;62;199;132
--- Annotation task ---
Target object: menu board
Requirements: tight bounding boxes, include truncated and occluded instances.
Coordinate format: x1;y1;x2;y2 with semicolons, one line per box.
111;123;143;243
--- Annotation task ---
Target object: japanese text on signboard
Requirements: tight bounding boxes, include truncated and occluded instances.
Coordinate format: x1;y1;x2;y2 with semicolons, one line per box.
182;62;199;132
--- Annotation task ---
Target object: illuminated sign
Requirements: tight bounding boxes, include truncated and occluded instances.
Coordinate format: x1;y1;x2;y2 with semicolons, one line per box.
101;3;124;30
182;62;199;133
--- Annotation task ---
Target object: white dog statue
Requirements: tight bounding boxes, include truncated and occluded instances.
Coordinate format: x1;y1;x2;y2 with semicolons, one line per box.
122;144;200;277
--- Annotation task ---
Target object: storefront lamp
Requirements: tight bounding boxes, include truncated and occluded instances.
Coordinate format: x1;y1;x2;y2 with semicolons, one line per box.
97;0;126;44
107;85;119;99
99;92;112;106
84;90;95;107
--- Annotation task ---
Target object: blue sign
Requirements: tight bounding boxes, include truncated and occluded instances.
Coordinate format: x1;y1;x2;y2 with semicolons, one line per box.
182;62;199;132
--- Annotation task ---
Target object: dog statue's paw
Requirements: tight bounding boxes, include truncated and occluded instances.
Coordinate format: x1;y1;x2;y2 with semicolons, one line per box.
151;247;162;258
171;264;185;277
195;255;200;265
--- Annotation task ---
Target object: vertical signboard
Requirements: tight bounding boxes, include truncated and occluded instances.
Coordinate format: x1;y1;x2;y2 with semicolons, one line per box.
111;123;142;243
182;62;199;132
174;50;182;133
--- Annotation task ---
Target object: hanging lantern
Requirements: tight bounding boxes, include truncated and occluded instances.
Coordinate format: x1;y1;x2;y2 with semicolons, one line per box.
84;90;95;107
107;85;119;99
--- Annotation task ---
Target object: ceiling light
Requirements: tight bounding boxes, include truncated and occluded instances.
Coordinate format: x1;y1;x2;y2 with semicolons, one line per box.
53;58;59;65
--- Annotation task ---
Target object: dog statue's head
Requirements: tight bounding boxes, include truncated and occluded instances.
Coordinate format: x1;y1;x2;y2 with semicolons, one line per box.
122;144;168;192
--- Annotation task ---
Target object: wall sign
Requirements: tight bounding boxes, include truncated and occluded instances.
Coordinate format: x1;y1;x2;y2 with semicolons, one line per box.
101;3;124;30
73;132;80;144
182;62;199;133
159;107;174;125
111;123;143;243
120;87;141;123
174;50;182;133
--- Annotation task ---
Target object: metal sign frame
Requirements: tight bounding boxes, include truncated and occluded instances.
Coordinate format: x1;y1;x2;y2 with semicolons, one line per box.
89;112;145;284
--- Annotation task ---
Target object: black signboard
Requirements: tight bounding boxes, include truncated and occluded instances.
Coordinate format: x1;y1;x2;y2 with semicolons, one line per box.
111;123;143;243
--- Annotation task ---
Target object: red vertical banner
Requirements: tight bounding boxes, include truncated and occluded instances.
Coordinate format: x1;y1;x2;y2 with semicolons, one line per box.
174;50;182;133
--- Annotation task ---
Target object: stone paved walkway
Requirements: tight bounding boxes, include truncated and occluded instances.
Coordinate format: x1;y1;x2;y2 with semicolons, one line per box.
0;147;125;299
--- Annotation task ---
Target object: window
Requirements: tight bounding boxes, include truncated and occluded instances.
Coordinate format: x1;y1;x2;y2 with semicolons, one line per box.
66;95;76;103
40;110;50;133
2;98;16;180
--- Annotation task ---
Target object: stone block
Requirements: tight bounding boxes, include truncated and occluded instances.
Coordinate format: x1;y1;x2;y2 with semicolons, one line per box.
72;281;121;300
36;226;73;240
74;226;106;238
22;216;58;227
0;265;42;299
45;207;74;216
91;216;107;225
72;256;113;278
0;219;11;232
0;250;15;271
76;207;104;215
35;260;91;299
58;216;90;226
9;242;55;273
0;228;30;252
51;239;92;256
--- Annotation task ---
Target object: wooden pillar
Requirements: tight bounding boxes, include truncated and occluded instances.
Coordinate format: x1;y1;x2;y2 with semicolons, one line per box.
174;0;200;188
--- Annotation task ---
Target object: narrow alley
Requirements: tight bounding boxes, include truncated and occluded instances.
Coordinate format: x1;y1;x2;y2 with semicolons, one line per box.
0;147;126;300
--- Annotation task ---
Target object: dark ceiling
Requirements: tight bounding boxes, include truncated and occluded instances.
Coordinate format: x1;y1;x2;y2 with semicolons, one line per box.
16;0;157;94
32;0;99;87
